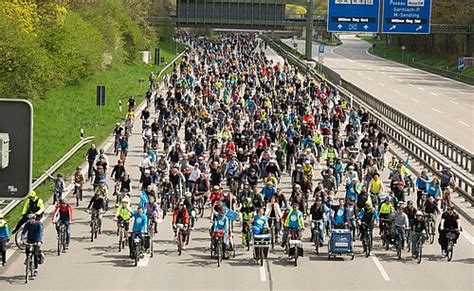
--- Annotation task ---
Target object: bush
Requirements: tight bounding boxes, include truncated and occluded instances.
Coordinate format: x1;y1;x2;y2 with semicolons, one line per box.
0;15;53;100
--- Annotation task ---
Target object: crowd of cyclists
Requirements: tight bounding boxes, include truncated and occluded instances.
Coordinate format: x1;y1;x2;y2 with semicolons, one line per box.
0;32;464;277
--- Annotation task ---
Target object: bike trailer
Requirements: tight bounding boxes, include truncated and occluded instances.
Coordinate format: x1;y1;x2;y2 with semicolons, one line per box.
330;229;352;253
288;239;304;257
254;234;271;258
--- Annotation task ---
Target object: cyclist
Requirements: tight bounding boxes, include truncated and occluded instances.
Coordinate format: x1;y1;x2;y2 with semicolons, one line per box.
331;198;346;229
439;165;454;192
87;191;106;233
145;195;159;233
12;191;44;234
357;201;379;240
404;200;417;229
52;199;73;249
172;202;189;246
391;202;409;249
426;177;442;202
422;196;440;221
212;207;230;259
72;166;85;201
261;181;277;203
86;144;99;181
49;173;65;204
284;203;305;240
0;212;10;266
411;211;427;259
130;206;148;258
309;198;326;246
240;198;255;244
438;204;460;256
415;170;430;208
115;196;132;236
20;214;44;276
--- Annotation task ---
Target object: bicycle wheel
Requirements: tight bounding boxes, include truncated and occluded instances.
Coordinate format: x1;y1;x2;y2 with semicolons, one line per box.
177;231;182;256
57;233;61;256
429;223;435;244
417;242;422;264
25;255;29;283
217;242;222;267
15;231;25;250
294;252;298;267
90;223;95;242
118;229;123;252
260;248;264;266
150;238;154;258
366;233;372;257
134;245;139;267
447;243;453;262
271;227;275;249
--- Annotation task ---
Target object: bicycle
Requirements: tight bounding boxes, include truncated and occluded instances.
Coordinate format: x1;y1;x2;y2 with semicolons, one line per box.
379;218;392;251
360;222;373;257
243;222;252;251
445;229;458;262
212;230;225;267
175;224;186;256
131;233;142;267
425;214;436;244
311;220;323;255
56;221;67;255
413;232;425;264
194;194;206;218
394;226;405;260
406;227;412;252
24;242;40;283
161;192;171;219
117;220;128;252
268;217;279;250
89;211;101;242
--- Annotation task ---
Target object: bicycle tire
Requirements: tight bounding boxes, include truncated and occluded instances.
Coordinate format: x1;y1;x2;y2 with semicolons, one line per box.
271;227;275;250
177;230;182;256
294;252;298;267
217;241;222;267
366;233;372;257
118;229;123;252
134;245;139;267
429;223;435;244
447;243;453;262
24;255;30;283
15;231;25;251
417;242;422;264
57;235;61;256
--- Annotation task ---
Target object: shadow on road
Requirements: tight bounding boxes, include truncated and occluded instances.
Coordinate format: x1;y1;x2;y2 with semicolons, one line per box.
0;275;27;285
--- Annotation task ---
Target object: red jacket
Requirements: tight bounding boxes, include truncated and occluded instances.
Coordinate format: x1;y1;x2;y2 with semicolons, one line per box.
53;204;73;223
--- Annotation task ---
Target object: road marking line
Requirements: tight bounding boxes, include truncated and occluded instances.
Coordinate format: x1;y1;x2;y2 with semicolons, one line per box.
450;100;459;105
371;255;390;281
138;255;150;267
430;92;438;96
397;79;404;82
260;265;267;282
458;120;471;127
367;77;373;81
417;87;425;91
393;90;401;94
432;108;442;113
411;98;420;103
461;230;474;245
378;82;385;86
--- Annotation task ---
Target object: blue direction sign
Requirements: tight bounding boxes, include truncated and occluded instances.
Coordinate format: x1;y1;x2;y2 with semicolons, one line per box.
382;0;432;34
327;0;381;33
458;57;465;71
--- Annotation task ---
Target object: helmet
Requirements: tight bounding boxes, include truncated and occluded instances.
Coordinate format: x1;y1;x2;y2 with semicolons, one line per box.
416;211;423;216
397;201;405;208
184;192;192;198
447;204;454;210
59;198;66;204
365;201;372;206
76;166;82;171
28;191;37;198
122;196;130;203
28;214;36;220
178;201;185;206
213;185;220;191
244;197;252;206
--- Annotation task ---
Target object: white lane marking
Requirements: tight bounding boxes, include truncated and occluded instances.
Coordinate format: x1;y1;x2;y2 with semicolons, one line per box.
378;82;385;86
137;255;150;267
367;77;373;81
461;230;474;245
393;90;401;94
450;100;459;105
432;108;442;113
458;120;471;127
259;265;267;282
396;79;404;82
417;87;425;91
430;92;438;96
371;255;390;281
411;98;420;103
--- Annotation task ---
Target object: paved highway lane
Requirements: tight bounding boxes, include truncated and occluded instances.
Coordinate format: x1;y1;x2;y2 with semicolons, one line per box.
1;47;473;291
284;36;474;152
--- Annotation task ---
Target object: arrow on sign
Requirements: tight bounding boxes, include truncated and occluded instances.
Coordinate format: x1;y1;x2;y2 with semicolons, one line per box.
337;24;343;30
363;25;369;30
389;25;397;31
415;25;423;31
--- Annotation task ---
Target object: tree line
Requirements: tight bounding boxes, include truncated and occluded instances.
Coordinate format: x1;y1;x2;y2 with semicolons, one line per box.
0;0;172;100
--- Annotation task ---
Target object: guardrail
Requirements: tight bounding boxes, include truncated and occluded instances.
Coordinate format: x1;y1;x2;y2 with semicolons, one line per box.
0;136;94;214
263;36;474;207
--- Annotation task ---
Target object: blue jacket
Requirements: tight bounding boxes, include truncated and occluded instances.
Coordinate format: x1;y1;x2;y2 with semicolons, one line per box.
261;186;276;200
0;219;10;239
131;211;148;233
213;214;229;232
357;208;379;224
332;206;345;226
21;221;43;243
416;176;430;190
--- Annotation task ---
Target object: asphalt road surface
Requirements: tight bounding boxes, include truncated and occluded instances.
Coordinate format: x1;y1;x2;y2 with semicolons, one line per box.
0;47;473;291
283;35;474;152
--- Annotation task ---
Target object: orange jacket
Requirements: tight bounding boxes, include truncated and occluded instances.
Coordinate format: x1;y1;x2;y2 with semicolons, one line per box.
172;208;189;225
